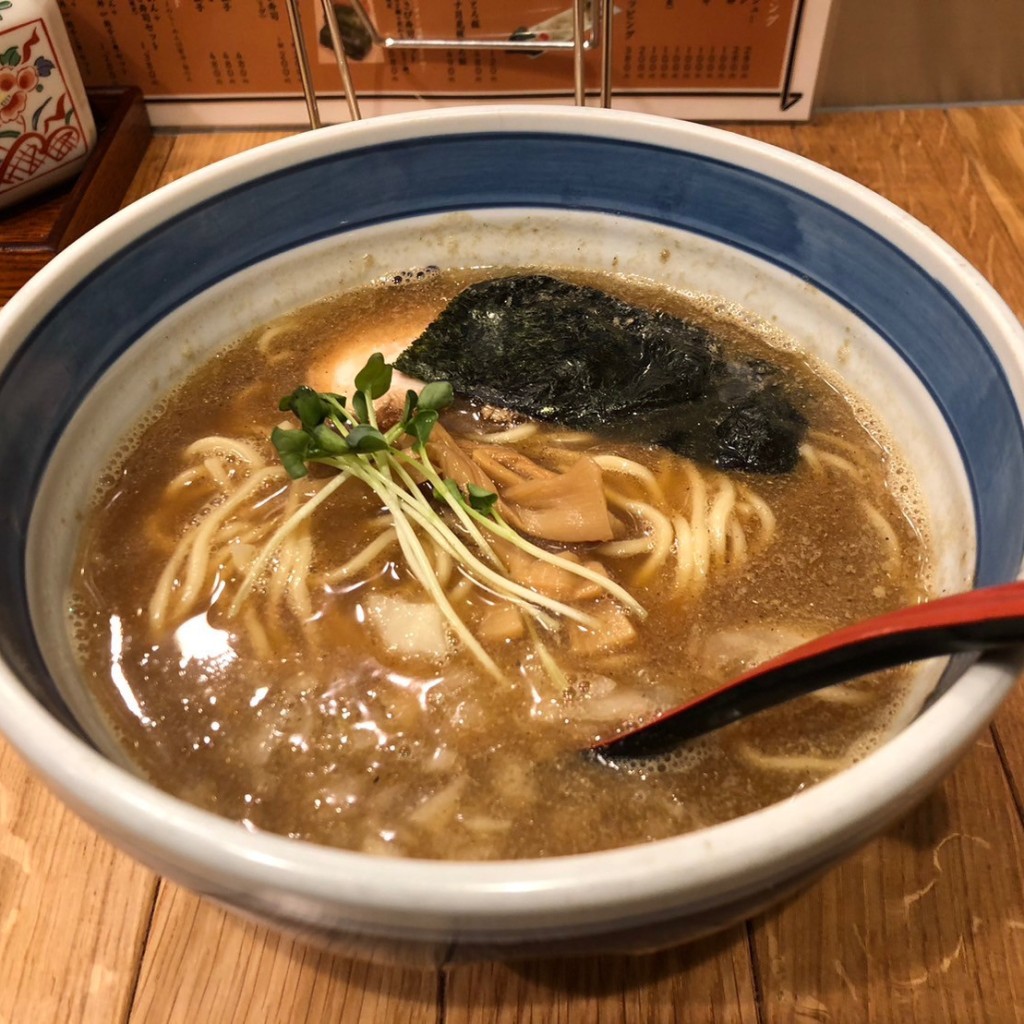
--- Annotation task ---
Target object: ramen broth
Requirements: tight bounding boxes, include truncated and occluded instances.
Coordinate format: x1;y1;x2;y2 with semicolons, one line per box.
68;269;931;860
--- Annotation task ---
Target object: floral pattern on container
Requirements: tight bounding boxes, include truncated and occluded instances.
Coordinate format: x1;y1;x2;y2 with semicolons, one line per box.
0;15;89;204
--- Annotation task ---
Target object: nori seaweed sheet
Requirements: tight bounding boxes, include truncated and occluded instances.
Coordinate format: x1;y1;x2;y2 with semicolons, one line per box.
395;275;807;473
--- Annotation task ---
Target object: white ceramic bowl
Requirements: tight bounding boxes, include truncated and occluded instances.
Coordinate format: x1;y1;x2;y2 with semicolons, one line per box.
1;107;1023;965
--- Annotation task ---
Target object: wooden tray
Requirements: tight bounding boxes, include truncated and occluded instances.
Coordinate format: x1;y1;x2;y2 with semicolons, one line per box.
0;88;151;302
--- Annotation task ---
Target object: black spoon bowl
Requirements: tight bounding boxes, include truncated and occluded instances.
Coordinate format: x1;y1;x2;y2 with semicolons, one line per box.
590;579;1024;765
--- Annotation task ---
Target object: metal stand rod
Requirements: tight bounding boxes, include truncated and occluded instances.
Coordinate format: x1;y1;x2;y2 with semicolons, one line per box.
347;0;595;51
338;35;588;51
289;0;617;129
600;0;614;108
321;0;362;121
572;0;586;106
284;0;322;129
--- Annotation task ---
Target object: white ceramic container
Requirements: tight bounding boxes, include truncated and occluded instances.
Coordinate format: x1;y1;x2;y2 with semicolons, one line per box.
0;0;95;210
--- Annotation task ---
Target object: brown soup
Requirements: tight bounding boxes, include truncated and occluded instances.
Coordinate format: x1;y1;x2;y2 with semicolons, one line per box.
67;269;931;859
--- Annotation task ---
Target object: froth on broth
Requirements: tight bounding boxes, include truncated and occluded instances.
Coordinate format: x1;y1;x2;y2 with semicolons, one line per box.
68;268;932;860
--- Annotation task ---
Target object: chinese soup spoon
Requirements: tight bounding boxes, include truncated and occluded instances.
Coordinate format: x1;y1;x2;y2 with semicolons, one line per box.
590;579;1024;764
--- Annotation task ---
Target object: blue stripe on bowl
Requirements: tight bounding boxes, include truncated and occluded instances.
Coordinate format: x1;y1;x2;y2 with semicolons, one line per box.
2;131;1022;724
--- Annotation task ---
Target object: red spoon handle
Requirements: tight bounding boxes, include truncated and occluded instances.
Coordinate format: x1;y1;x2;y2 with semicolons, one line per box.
591;580;1024;763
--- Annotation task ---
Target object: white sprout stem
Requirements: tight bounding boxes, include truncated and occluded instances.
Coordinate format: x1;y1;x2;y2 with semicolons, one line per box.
363;389;381;431
392;515;504;683
386;491;601;629
228;469;351;616
324;396;358;430
465;505;646;619
356;467;505;682
526;619;570;694
462;575;561;633
395;443;644;619
392;449;504;570
354;462;601;630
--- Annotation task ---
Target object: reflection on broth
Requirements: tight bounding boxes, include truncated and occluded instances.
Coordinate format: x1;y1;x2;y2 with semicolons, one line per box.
68;269;932;860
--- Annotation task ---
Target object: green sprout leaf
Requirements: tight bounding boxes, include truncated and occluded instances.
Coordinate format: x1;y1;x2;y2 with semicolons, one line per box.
271;426;312;479
400;389;418;427
467;483;499;514
345;424;389;453
354;352;393;399
408;408;439;447
352;390;370;424
417;381;454;413
312;423;349;455
279;385;328;432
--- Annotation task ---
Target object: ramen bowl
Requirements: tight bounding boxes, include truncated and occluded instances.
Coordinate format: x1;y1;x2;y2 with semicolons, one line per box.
1;107;1023;965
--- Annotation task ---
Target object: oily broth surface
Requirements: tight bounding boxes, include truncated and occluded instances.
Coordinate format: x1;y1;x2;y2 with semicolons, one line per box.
68;269;931;860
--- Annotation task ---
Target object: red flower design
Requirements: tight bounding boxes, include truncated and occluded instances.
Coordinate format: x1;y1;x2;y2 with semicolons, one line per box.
0;62;39;125
0;89;27;123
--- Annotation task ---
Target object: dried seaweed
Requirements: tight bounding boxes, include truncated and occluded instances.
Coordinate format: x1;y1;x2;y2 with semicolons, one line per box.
395;275;806;473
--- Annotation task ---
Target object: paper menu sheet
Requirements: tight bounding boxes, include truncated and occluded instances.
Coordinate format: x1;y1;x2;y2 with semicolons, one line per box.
56;0;832;125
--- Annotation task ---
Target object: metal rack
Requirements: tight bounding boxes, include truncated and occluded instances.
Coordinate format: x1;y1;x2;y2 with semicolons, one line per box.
283;0;615;128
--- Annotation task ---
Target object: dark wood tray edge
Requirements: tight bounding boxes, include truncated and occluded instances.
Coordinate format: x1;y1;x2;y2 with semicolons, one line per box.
0;87;152;302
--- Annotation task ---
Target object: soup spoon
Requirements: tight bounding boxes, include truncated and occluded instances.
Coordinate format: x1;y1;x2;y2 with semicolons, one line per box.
590;579;1024;764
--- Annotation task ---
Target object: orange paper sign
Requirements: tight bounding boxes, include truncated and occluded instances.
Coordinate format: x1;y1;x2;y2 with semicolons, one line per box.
56;0;829;122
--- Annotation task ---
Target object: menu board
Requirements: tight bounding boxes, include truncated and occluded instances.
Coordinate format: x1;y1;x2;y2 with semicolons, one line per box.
56;0;833;125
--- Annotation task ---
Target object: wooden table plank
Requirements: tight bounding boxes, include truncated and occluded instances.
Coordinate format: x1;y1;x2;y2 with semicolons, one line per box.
445;929;760;1024
947;106;1024;268
0;129;294;1024
0;741;157;1024
154;131;292;184
127;885;437;1024
752;735;1024;1024
991;674;1024;820
943;106;1024;822
786;108;1024;322
118;134;175;207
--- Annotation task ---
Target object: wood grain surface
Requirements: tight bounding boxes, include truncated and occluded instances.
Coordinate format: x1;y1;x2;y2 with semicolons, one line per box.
2;107;1023;1023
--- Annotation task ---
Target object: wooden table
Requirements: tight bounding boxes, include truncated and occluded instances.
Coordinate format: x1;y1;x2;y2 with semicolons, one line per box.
3;106;1024;1023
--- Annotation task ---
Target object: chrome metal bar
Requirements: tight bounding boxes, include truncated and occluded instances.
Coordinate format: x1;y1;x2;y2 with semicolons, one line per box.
347;0;592;52
363;37;588;50
321;0;362;120
600;0;614;108
284;0;322;129
314;0;614;116
342;35;593;51
573;0;586;105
